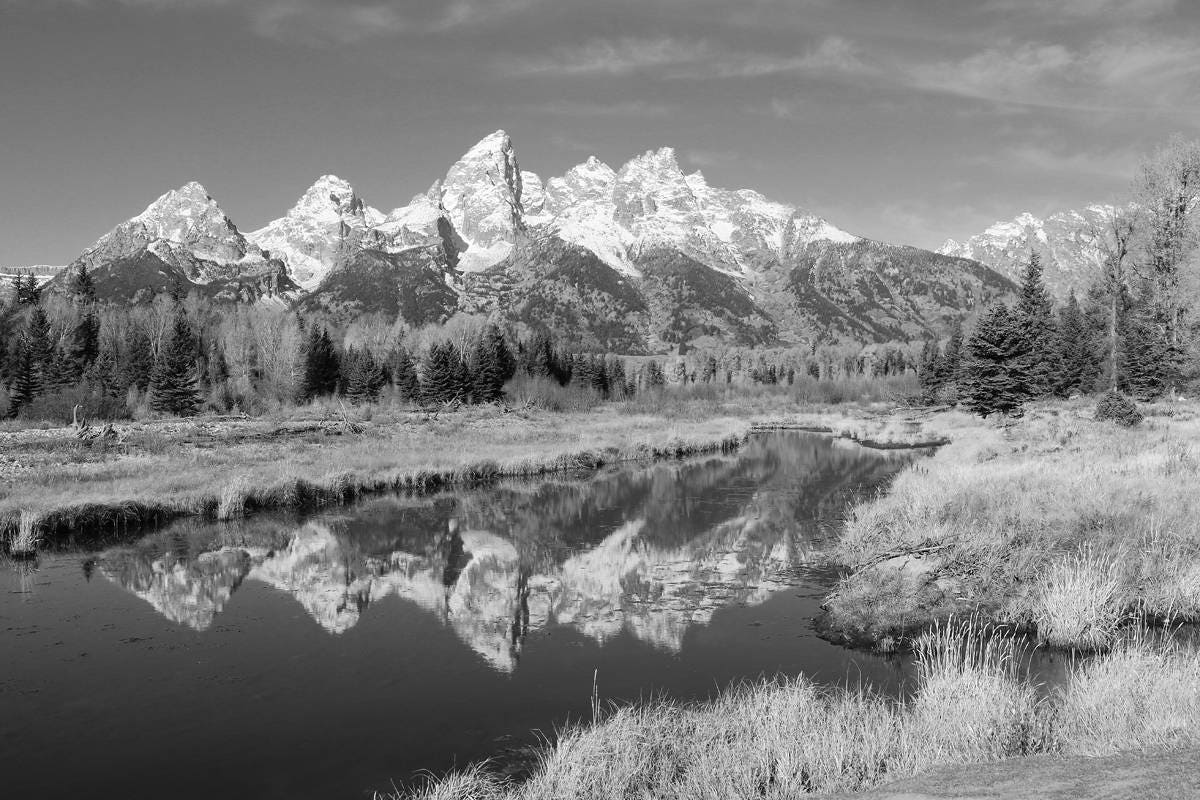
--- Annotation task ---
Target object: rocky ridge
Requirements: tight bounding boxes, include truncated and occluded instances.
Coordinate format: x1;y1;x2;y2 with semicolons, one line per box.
45;131;1016;347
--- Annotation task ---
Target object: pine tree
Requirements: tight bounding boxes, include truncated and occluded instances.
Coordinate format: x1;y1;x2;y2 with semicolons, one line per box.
1119;290;1173;400
960;303;1034;417
118;327;154;393
1054;292;1099;397
66;311;100;379
421;342;463;404
388;345;421;401
149;310;201;417
471;326;511;403
69;263;96;303
298;326;340;402
345;347;386;404
608;357;627;399
918;339;942;397
1014;252;1058;397
206;340;229;388
7;309;52;416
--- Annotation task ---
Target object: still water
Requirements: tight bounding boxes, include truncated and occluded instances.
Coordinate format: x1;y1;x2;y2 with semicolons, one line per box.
4;433;929;799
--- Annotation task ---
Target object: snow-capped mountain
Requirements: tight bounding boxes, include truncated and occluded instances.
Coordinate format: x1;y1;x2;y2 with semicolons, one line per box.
246;175;384;290
939;205;1117;300
45;130;1015;346
64;181;296;303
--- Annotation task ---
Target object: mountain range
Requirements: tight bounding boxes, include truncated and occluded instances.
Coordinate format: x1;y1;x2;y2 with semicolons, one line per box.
938;205;1117;301
31;130;1025;352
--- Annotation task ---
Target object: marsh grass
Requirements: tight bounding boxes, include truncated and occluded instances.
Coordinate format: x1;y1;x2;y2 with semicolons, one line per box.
0;408;750;548
1034;548;1126;651
823;400;1200;648
383;619;1200;800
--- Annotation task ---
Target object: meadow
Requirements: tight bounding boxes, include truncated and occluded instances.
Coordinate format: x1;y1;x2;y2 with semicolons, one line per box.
815;399;1200;652
387;621;1200;799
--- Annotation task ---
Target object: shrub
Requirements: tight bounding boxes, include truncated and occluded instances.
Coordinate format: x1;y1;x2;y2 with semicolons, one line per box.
18;382;130;424
1095;390;1143;427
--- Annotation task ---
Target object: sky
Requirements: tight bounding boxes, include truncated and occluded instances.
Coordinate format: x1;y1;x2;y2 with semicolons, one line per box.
2;0;1199;267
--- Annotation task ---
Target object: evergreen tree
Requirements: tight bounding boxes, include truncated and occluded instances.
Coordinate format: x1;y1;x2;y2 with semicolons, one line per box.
66;311;100;379
421;342;463;404
149;310;201;417
298;326;340;402
69;263;96;303
608;357;627;399
1054;292;1099;397
7;310;53;416
960;303;1034;417
1014;252;1058;397
388;346;421;401
645;359;666;389
937;322;964;387
1119;290;1174;400
118;327;154;393
345;347;386;404
918;339;942;396
14;273;41;306
471;326;511;403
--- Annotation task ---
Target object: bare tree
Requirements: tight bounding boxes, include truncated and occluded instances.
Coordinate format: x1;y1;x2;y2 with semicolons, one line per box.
1133;136;1200;361
1088;206;1139;390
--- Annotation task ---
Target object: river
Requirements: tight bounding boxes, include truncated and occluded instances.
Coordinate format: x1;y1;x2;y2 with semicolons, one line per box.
2;432;931;799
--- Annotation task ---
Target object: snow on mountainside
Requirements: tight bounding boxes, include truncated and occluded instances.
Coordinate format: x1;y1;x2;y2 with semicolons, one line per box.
62;181;296;304
939;205;1117;300
41;130;1015;346
246;175;384;290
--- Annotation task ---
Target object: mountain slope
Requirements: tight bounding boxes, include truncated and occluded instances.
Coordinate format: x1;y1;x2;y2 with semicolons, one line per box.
37;130;1018;348
939;206;1116;300
247;175;385;290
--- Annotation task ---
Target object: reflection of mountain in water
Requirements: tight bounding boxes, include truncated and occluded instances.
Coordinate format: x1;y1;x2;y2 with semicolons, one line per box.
99;434;912;671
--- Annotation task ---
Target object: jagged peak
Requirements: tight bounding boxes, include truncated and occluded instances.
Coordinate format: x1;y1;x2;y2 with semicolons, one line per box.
131;181;227;225
462;129;513;158
619;146;683;177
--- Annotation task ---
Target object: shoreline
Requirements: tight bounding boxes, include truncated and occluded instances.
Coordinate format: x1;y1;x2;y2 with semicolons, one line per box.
1;408;751;552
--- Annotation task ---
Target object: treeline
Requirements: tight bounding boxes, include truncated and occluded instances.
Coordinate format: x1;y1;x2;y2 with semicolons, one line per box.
921;137;1200;415
0;266;924;421
0;269;708;421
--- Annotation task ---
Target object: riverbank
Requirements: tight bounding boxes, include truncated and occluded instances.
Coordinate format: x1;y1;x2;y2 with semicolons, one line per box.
390;623;1200;799
0;405;749;550
813;398;1200;650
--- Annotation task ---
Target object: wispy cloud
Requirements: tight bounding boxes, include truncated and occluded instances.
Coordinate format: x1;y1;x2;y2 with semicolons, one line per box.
522;100;673;117
981;0;1178;21
499;35;869;80
40;0;541;44
897;36;1200;113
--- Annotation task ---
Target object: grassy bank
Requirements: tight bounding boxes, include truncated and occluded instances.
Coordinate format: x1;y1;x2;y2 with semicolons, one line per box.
0;404;750;549
815;399;1200;650
386;623;1200;799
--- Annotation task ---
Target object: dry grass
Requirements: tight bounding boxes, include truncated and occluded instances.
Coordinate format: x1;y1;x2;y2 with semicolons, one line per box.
1034;549;1125;651
382;620;1200;800
0;405;749;549
821;399;1200;648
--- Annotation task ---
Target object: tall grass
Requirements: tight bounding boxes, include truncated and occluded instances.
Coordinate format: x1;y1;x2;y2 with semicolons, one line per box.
384;620;1142;800
824;400;1200;649
0;407;750;548
1033;549;1125;651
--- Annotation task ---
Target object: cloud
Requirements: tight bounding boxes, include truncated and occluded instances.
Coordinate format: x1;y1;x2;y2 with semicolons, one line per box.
999;144;1142;179
522;100;673;117
500;35;869;80
36;0;541;44
898;36;1200;113
981;0;1177;20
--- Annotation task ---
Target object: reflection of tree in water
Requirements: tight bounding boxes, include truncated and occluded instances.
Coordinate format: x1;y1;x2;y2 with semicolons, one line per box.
96;434;915;669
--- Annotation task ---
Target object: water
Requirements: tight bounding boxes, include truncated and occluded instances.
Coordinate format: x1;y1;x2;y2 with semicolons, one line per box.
3;432;931;799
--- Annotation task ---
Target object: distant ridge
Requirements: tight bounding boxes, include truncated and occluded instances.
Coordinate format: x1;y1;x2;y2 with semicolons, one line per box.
32;131;1016;351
